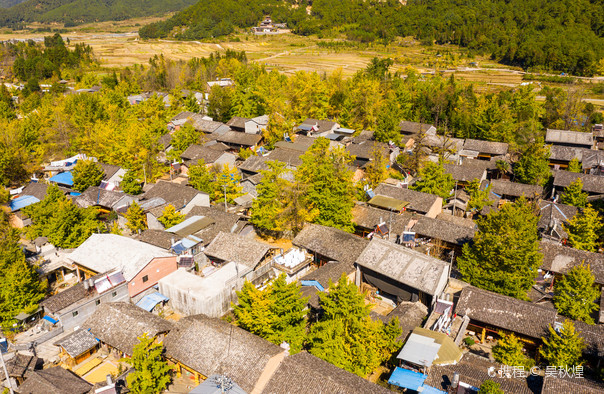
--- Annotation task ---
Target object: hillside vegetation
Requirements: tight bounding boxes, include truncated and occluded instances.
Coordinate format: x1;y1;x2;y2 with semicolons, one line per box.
0;0;26;8
140;0;604;76
0;0;196;28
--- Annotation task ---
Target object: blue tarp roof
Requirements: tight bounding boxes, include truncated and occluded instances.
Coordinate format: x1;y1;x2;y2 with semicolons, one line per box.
135;292;169;312
49;171;73;186
43;315;59;324
9;195;40;211
300;280;325;292
388;367;427;391
419;385;447;394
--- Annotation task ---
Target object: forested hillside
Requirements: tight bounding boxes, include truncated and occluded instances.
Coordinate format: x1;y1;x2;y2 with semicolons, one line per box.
140;0;604;76
0;0;196;28
0;0;26;8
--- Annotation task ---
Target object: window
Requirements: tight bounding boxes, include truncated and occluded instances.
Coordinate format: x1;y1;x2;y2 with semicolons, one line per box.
142;275;149;283
72;311;78;317
95;300;100;306
112;291;117;297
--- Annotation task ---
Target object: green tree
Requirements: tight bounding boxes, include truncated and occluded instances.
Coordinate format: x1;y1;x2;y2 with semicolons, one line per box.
120;170;143;195
125;201;147;234
364;144;389;189
563;205;603;252
0;188;8;204
296;138;355;232
307;274;401;377
374;95;401;144
514;141;551;186
410;161;454;201
0;213;46;329
540;320;585;368
110;221;122;235
457;197;542;299
560;178;588;208
568;158;582;173
250;161;289;233
126;333;172;394
466;179;493;213
188;160;216;195
72;159;104;192
553;264;599;324
166;123;201;161
22;185;101;248
214;164;243;204
233;274;308;353
207;85;234;123
157;204;185;229
492;333;534;368
479;380;504;394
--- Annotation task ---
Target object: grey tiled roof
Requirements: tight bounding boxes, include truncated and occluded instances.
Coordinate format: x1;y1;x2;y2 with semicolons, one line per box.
539;240;604;285
54;328;98;358
412;216;475;245
262;351;391;394
82;302;173;356
489;179;543;198
541;376;604;394
553;170;604;194
462;139;509;155
455;286;557;339
293;223;369;265
374;183;441;214
18;366;92;394
164;314;283;393
142;181;207;209
204;232;272;268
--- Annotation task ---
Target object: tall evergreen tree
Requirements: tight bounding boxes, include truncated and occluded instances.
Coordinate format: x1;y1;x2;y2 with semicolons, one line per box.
568;158;582;173
307;274;401;377
296;138;355;232
364;144;389;189
553;264;599;324
120;170;143;195
157;204;185;229
72;159;104;192
540;320;585;368
560;178;588;208
514;140;551;186
233;274;308;353
492;333;534;368
563;205;603;252
410;160;454;200
466;179;493;213
250;161;289;233
125;201;147;234
127;333;172;394
457;197;542;299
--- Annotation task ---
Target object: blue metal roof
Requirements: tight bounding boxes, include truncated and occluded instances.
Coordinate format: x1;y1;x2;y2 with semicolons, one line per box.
300;280;325;292
49;171;74;186
135;292;169;312
9;195;40;211
43;315;59;324
419;385;447;394
388;367;427;391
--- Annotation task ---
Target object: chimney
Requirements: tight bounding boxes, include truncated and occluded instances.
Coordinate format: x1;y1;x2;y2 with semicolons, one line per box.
83;281;90;290
106;374;112;385
88;278;94;289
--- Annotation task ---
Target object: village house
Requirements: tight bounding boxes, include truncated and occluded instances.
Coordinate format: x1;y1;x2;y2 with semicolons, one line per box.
17;366;92;394
355;237;450;308
40;270;129;331
370;301;428;342
226;115;269;134
399;120;436;136
581;149;604;174
351;203;413;241
74;186;134;213
274;134;317;152
373;183;443;218
9;182;68;227
423;135;465;162
297;118;340;138
185;205;248;246
0;353;42;389
488;179;544;201
346;139;398;168
541;375;604;394
423;352;541;394
67;233;177;298
140;180;210;215
263;351;392;394
460;139;509;160
163;314;285;390
539;240;604;286
53;328;99;367
238;147;303;178
409;215;475;251
546;128;594;149
98;163;126;190
82;302;173;357
216;130;263;150
188;114;230;136
553;170;604;197
179;143;236;175
167;111;196;131
537;201;578;240
455;286;558;346
443;161;488;186
206;78;234;90
548;145;587;169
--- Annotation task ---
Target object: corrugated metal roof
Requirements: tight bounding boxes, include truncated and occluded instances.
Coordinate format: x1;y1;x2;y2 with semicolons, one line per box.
49;171;74;186
388;367;427;391
135;292;170;312
166;216;214;237
9;195;40;211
